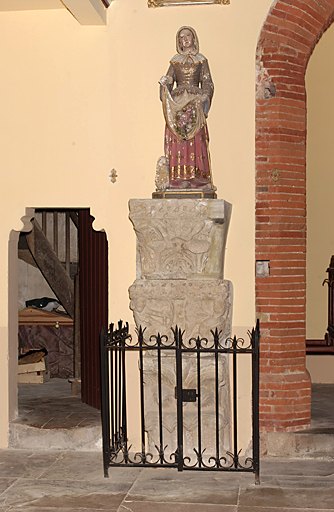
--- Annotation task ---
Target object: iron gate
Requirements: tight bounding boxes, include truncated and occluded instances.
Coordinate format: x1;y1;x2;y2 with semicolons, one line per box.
100;321;260;484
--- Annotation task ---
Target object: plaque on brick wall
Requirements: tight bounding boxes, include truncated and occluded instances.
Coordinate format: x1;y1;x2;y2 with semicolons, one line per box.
148;0;230;6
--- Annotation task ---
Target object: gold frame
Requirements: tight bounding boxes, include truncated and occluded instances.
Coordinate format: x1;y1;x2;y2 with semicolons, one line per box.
148;0;230;6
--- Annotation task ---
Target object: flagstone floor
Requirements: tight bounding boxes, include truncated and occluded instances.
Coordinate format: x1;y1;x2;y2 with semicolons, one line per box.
9;379;101;451
5;380;334;510
13;378;101;430
13;379;334;432
0;449;334;511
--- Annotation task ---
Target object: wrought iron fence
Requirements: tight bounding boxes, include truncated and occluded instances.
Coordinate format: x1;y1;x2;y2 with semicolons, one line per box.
100;321;260;484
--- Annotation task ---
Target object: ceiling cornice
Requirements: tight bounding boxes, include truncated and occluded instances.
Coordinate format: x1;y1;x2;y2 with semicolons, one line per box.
0;0;111;24
61;0;108;24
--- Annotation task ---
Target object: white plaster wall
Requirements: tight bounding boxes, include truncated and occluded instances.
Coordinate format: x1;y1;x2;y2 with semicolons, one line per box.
306;22;334;383
306;356;334;384
306;23;334;341
18;260;55;310
0;0;272;447
0;0;62;10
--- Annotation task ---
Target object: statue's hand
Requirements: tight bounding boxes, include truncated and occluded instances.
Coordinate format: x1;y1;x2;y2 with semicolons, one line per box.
201;93;210;117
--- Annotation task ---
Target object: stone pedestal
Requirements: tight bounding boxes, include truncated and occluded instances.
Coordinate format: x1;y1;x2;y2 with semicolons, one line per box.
129;199;233;460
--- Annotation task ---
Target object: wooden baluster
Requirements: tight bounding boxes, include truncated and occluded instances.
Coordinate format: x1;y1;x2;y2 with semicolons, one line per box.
65;212;71;277
53;211;59;257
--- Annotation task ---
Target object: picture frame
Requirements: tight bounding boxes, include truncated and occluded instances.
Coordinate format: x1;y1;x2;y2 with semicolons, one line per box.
148;0;230;7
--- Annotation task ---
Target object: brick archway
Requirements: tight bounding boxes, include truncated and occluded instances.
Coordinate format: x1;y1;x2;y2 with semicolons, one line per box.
256;0;334;431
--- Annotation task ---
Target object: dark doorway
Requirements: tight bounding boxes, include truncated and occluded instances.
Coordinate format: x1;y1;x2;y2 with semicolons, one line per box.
17;208;108;411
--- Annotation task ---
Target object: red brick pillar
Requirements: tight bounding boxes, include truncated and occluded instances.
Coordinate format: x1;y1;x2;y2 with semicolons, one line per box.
256;0;334;431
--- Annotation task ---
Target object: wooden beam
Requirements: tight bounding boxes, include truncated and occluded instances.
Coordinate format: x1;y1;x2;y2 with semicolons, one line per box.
61;0;107;25
25;220;75;318
18;233;37;268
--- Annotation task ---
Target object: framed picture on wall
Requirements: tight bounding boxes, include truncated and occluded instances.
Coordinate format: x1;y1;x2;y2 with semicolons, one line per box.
148;0;230;6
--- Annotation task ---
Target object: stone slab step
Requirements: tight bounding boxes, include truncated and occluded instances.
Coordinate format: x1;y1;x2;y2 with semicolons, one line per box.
9;423;102;451
264;431;334;459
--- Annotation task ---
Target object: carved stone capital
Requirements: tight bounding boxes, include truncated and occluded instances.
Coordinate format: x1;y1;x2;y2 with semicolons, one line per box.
129;199;232;280
129;279;232;340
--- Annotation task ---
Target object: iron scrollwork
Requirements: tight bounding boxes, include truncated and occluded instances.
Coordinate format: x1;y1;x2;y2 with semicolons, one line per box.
100;320;260;483
181;448;254;470
109;442;178;468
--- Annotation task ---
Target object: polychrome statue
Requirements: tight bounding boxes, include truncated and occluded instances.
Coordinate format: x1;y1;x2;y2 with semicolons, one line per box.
158;26;215;192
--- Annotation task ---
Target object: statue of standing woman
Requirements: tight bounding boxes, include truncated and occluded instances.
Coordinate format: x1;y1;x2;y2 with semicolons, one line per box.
157;26;215;195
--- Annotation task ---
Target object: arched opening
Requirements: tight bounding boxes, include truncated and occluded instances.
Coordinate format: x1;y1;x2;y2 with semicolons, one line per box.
256;0;334;431
8;207;108;449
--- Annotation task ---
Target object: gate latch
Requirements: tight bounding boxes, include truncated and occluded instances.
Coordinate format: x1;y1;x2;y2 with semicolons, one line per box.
175;387;197;402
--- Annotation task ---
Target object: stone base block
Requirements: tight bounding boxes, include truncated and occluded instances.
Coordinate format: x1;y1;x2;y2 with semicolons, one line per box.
129;279;233;340
142;352;230;461
129;278;233;460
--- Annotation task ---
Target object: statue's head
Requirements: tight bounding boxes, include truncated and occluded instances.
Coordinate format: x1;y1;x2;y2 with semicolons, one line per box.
176;26;199;55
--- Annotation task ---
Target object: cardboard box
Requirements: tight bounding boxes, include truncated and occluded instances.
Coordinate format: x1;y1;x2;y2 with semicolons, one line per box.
18;371;50;384
18;360;46;374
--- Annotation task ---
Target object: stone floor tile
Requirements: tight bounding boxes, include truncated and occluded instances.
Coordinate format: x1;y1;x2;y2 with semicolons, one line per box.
238;508;334;512
41;418;87;430
7;508;115;512
38;452;141;485
311;384;334;430
261;459;334;478
11;416;48;426
119;501;237;511
15;380;100;431
126;469;239;505
238;486;334;509
0;450;61;479
0;478;126;509
76;419;100;428
65;413;98;422
0;478;18;509
258;475;334;488
0;478;17;494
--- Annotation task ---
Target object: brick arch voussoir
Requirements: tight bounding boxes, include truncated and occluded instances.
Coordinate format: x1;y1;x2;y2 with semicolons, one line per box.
255;0;334;432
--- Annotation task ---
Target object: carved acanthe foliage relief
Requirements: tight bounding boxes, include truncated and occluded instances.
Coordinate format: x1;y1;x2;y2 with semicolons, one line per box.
129;199;231;280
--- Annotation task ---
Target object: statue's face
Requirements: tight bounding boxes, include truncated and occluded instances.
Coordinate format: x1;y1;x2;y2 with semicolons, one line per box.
178;29;194;51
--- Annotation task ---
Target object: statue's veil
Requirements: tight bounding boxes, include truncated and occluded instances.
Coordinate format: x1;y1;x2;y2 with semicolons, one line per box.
176;26;199;55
